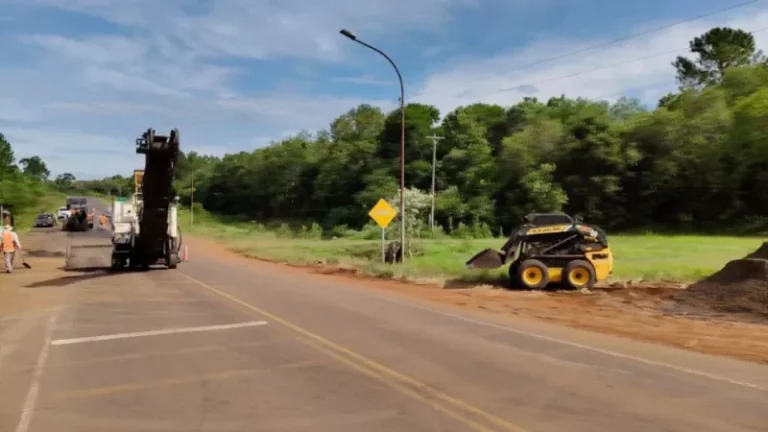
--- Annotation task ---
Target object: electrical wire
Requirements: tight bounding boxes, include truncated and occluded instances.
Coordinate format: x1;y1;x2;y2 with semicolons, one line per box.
452;25;768;101
409;0;763;99
589;80;678;102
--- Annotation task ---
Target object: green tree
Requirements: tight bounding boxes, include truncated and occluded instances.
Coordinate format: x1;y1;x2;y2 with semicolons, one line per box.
79;31;768;236
19;156;50;181
673;27;764;88
0;133;16;172
55;173;76;186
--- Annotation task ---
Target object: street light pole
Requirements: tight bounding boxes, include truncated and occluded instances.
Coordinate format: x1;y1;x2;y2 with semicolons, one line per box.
340;29;407;263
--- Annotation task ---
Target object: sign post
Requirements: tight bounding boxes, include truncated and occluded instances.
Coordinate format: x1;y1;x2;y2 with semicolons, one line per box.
381;227;386;262
368;198;398;263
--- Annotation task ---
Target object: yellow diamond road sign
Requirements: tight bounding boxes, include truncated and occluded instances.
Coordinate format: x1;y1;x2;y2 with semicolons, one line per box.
368;198;398;229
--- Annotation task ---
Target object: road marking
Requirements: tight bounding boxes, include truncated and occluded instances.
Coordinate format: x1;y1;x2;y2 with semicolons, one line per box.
44;340;288;370
53;361;319;400
179;272;528;432
15;309;60;432
51;321;267;346
391;302;768;391
305;277;768;391
487;339;634;376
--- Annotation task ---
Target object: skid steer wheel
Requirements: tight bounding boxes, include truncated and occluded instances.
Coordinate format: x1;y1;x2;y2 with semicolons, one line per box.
515;259;550;290
563;259;596;290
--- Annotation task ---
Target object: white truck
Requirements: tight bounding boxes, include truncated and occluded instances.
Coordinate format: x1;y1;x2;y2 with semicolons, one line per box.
56;206;71;220
110;189;181;269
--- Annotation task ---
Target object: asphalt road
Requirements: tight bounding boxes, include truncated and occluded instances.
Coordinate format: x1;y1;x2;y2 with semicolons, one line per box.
2;229;767;431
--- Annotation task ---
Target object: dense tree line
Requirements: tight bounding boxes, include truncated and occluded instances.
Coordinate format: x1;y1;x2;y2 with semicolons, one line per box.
88;27;768;235
0;134;58;218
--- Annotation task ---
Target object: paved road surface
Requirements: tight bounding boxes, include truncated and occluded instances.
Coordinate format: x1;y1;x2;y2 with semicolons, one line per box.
1;228;767;431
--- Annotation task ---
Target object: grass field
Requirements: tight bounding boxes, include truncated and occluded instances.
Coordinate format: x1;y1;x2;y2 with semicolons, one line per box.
177;209;766;284
14;192;66;234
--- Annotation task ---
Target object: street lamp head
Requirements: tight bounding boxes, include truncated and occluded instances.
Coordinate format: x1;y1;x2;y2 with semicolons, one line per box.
339;29;357;41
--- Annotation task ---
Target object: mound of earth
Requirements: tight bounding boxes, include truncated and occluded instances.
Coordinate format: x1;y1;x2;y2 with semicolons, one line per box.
676;250;768;319
744;241;768;260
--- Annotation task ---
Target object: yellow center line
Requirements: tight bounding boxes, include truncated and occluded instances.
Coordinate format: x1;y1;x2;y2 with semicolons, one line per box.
178;271;530;432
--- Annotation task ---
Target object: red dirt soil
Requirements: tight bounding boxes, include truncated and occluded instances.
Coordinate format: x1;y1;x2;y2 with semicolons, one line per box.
675;242;768;320
185;236;768;364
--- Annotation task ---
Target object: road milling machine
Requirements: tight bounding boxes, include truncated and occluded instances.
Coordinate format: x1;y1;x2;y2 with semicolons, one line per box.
64;128;183;270
465;213;614;290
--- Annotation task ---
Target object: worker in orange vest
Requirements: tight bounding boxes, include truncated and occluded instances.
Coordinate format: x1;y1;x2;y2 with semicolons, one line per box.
1;225;22;273
99;214;108;230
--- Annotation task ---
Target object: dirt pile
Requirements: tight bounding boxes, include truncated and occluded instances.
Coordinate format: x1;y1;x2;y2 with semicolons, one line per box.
744;242;768;260
676;242;768;320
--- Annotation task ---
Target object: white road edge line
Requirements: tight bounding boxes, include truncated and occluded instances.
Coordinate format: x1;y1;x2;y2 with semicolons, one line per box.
385;297;767;391
15;310;60;432
51;321;268;346
300;274;765;391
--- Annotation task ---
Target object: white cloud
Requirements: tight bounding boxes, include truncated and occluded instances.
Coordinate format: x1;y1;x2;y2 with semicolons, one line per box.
216;94;395;128
331;75;395;86
0;0;476;178
3;0;766;182
20;34;147;65
18;34;235;97
2;127;136;179
414;5;768;115
12;0;480;62
0;99;40;122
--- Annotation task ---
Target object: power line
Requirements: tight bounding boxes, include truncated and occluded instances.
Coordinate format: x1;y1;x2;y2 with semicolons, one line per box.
590;80;679;102
410;0;762;99
457;25;768;101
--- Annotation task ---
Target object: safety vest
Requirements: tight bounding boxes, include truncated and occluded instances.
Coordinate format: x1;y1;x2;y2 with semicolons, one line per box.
2;231;14;252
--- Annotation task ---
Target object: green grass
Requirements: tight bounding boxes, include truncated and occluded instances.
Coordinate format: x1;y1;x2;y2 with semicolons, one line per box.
14;191;67;234
177;208;766;284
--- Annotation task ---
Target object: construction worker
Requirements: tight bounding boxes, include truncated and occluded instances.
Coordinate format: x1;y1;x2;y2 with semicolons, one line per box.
1;225;22;273
2;210;13;227
99;214;108;230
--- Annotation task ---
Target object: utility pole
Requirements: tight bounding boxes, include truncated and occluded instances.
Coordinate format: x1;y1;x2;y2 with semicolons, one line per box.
427;134;443;233
190;176;195;226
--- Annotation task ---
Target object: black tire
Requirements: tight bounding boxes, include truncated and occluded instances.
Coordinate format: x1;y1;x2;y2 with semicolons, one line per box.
167;253;179;269
515;259;550;290
563;259;596;290
507;262;520;289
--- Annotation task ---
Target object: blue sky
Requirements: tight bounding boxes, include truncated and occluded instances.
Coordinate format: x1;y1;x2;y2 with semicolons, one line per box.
1;0;767;179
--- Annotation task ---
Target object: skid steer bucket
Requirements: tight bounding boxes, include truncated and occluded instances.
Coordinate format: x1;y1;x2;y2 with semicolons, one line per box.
465;248;506;270
65;244;113;270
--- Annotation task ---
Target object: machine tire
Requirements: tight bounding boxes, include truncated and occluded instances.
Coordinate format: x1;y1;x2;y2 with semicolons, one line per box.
563;260;596;290
507;262;520;289
167;253;179;269
515;259;550;290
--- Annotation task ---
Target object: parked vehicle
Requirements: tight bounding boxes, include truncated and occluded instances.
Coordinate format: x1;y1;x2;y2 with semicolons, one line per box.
56;206;71;220
35;213;55;228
